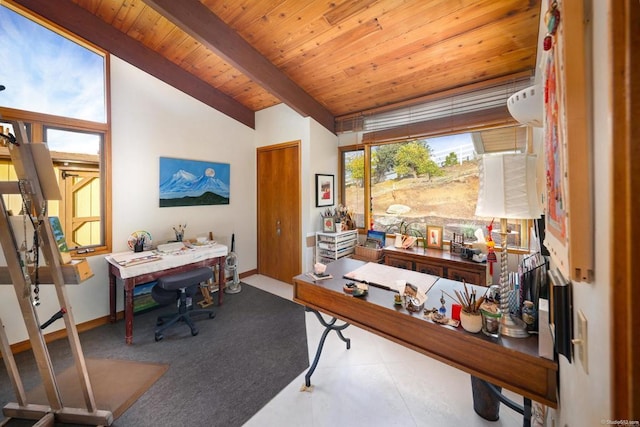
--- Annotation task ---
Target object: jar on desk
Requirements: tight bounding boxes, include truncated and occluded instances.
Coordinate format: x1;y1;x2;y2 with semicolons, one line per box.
521;300;537;332
480;302;501;338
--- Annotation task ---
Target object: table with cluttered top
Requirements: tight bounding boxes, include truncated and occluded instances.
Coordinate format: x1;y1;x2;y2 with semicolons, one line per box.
293;257;557;425
106;241;227;344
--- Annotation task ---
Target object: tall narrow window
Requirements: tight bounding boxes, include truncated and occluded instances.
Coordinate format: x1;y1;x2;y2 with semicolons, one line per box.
0;3;111;254
341;148;365;229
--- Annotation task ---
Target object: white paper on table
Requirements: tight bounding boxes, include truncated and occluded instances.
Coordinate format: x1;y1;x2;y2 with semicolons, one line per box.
344;262;437;295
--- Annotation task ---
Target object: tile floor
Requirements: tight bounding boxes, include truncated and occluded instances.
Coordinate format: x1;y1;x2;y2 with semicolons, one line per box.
242;274;523;427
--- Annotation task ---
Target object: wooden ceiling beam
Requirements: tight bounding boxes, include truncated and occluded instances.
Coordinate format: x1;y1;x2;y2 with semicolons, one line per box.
11;0;255;129
144;0;336;133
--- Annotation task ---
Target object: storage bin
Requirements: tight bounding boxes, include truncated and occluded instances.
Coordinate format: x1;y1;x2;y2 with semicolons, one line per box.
353;245;383;262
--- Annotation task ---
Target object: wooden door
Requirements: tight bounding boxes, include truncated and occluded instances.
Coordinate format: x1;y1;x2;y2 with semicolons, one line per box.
257;141;301;284
611;0;639;419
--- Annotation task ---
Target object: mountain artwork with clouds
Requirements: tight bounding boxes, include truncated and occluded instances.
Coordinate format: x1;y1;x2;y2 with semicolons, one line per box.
159;157;230;207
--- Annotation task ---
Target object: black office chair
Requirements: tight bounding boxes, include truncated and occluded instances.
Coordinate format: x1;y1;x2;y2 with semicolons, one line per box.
151;267;216;341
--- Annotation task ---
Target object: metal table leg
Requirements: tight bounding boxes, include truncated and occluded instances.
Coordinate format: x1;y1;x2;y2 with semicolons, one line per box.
472;376;532;427
303;307;351;389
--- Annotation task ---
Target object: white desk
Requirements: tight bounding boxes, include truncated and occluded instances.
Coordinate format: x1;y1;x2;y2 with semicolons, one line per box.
106;243;228;344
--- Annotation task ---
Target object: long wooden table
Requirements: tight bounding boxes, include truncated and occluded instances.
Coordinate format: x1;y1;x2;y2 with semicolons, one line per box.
107;245;227;344
293;258;557;414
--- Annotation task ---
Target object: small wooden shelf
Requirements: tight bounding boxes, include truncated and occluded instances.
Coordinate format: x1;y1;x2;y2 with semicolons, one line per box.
0;259;93;285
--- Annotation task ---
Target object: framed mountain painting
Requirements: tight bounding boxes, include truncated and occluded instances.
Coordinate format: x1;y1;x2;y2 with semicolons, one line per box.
159;157;230;207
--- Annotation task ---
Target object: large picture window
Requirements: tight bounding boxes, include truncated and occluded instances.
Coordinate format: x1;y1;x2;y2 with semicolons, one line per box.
340;126;532;249
0;3;111;255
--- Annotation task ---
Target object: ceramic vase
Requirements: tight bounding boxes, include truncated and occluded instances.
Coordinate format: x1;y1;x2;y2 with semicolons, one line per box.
460;310;483;333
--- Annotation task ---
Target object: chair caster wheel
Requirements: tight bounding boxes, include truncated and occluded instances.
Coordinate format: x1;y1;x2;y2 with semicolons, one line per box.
156;319;164;326
191;328;199;336
155;333;163;342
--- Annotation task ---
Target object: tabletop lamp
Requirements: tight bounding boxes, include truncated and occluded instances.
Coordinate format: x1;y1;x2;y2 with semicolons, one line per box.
475;153;542;338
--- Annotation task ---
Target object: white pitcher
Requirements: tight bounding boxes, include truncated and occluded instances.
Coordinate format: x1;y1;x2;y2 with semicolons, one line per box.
394;233;404;248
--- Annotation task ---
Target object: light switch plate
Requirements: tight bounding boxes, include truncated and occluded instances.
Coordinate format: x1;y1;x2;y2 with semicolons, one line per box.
574;310;588;373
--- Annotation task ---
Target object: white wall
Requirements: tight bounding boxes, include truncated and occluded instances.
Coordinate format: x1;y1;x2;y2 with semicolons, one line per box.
255;103;339;272
0;56;257;344
308;118;340;268
110;57;256;263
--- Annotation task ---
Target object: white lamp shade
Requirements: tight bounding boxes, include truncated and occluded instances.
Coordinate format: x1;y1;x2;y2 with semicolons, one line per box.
507;85;542;127
475;153;542;219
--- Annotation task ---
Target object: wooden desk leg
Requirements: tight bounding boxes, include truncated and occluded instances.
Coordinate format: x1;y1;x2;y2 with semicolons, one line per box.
108;269;117;323
217;257;226;306
124;280;134;345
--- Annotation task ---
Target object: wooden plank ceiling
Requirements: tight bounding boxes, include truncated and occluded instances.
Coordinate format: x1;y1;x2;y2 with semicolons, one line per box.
12;0;541;132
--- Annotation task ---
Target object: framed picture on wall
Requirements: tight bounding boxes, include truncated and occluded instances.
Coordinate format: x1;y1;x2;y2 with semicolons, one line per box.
426;225;443;249
316;174;335;207
159;157;230;207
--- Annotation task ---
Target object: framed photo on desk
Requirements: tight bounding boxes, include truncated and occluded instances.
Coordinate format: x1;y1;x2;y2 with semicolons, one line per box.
322;216;336;233
426;225;443;249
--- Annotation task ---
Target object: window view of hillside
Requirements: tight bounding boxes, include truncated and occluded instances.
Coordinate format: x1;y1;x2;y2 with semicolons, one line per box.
343;130;525;247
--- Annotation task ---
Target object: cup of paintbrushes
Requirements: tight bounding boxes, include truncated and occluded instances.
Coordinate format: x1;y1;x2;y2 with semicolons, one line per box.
134;237;144;253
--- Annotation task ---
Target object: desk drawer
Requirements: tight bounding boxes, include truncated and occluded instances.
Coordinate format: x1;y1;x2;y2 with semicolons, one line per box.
415;262;444;277
385;256;413;270
446;267;483;286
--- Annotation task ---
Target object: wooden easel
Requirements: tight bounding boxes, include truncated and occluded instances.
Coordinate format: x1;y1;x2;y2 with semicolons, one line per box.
0;121;112;426
198;231;218;308
198;265;218;308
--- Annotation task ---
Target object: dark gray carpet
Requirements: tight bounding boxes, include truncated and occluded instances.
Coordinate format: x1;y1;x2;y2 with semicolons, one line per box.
0;283;309;426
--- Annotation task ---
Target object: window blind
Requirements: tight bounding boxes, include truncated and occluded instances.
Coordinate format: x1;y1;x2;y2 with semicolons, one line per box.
335;77;532;143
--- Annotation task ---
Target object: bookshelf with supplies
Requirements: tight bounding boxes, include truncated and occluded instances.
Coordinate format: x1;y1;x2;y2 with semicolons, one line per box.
315;230;358;265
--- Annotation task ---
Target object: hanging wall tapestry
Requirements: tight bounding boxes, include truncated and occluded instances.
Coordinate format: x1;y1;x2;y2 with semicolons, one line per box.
159;157;230;207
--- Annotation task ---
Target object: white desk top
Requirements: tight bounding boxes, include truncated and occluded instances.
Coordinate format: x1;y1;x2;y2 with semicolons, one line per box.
106;242;228;279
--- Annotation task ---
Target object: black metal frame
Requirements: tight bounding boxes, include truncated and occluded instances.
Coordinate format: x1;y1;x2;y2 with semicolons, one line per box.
472;376;533;427
303;308;351;387
304;305;535;427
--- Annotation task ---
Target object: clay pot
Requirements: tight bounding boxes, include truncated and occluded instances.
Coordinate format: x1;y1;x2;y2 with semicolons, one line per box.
460;310;483;333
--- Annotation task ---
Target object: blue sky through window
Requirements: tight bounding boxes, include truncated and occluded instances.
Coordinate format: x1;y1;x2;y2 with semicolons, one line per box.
0;5;105;123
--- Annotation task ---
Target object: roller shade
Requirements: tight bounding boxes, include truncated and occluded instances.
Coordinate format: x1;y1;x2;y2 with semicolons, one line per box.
336;77;532;143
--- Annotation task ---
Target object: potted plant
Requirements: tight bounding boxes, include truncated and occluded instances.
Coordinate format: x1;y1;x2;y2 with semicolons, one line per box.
444;282;487;333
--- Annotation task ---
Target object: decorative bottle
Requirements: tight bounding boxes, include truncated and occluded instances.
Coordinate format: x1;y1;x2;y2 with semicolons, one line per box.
438;291;447;316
